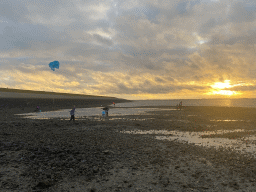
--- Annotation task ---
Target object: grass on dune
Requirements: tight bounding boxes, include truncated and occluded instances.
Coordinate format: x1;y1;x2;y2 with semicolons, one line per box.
0;88;114;98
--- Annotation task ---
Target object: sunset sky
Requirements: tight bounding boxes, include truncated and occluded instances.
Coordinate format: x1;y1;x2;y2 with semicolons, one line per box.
1;0;256;100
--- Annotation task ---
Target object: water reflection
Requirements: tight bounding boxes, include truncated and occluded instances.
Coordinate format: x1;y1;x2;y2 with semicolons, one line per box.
15;107;161;119
168;120;190;123
121;129;256;157
15;103;182;120
210;120;244;122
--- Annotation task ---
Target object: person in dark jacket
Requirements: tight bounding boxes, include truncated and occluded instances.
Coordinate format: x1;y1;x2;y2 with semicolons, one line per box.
35;106;40;112
69;107;75;122
178;101;182;110
103;107;109;117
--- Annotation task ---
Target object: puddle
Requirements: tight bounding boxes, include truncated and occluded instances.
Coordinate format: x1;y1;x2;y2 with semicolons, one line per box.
196;129;250;135
167;120;190;123
86;117;156;122
121;129;256;157
15;107;102;119
206;125;217;128
108;118;125;120
126;118;155;121
210;120;244;122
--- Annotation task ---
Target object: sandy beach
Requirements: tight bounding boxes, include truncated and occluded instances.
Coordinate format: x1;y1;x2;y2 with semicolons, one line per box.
1;97;256;191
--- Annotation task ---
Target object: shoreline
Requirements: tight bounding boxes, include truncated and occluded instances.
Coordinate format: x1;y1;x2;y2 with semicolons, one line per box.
1;99;256;191
0;97;130;116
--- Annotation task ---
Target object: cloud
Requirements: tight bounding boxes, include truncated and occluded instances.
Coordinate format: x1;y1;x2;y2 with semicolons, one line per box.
0;22;58;51
228;1;256;23
93;34;114;46
1;0;256;99
0;0;29;22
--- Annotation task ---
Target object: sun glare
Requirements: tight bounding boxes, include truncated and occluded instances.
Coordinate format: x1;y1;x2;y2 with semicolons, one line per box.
207;80;239;96
212;90;235;96
211;80;231;89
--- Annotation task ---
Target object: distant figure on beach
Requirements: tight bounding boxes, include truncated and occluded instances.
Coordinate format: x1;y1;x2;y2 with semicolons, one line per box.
69;107;75;122
113;102;115;107
178;101;182;110
102;110;106;117
103;107;109;117
35;106;40;112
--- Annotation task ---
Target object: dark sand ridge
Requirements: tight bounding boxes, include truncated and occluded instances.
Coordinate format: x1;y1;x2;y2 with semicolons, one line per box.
0;93;256;191
0;88;117;99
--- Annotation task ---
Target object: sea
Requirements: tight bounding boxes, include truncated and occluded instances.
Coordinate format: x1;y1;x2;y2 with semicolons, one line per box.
117;98;256;108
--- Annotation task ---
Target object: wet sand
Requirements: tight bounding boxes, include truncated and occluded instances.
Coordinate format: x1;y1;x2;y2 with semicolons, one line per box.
1;101;256;191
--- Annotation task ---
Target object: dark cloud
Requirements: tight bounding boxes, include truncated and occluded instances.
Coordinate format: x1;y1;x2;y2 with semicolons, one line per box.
93;34;113;46
0;0;29;22
200;18;218;34
222;32;256;46
155;77;165;83
229;2;256;23
0;21;69;51
110;82;209;95
176;1;193;16
229;85;256;92
118;5;161;23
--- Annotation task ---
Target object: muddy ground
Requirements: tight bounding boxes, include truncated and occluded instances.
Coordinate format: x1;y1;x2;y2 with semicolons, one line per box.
0;102;256;191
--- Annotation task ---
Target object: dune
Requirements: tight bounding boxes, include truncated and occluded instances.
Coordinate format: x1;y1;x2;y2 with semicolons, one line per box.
0;88;116;99
0;88;130;114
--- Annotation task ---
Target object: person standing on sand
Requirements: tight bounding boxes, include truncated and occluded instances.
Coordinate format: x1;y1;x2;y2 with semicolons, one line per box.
179;101;182;110
35;106;40;112
103;107;109;117
69;107;75;122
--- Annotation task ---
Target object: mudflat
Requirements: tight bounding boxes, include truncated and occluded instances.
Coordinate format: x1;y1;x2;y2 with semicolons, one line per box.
1;98;256;191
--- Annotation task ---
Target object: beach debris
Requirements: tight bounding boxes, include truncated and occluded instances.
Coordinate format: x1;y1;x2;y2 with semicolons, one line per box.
102;150;114;155
33;179;55;190
49;61;60;71
93;166;99;173
0;153;6;157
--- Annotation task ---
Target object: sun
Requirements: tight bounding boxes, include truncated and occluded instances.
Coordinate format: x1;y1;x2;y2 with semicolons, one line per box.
211;80;232;89
207;80;239;96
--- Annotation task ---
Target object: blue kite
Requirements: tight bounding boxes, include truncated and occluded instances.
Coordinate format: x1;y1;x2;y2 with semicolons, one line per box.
49;61;60;71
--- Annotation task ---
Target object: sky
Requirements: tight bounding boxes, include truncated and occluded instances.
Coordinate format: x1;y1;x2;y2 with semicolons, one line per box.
1;0;256;100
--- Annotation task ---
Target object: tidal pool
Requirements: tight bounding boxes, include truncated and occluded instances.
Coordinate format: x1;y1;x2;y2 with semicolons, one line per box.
210;120;245;122
121;129;256;157
15;107;168;119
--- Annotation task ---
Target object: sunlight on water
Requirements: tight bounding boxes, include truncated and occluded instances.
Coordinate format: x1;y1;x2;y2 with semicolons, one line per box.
121;129;256;157
210;120;244;122
168;120;190;123
115;99;256;108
